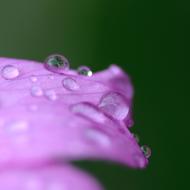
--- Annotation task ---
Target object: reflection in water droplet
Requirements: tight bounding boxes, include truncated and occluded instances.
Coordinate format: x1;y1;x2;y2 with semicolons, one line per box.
141;145;151;158
77;66;92;77
62;77;79;91
45;90;57;101
98;92;129;120
31;86;43;97
71;102;107;123
30;75;38;82
85;128;111;147
1;65;20;79
44;54;69;73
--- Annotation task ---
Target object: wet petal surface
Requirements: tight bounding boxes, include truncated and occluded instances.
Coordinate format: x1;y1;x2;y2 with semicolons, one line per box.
0;57;149;169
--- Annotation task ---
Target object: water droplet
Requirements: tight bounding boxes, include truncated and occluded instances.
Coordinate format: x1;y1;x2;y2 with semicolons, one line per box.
62;77;79;91
30;75;38;82
71;102;107;123
1;65;20;79
45;54;69;73
98;92;129;120
133;133;140;143
77;66;92;77
31;86;43;97
29;104;38;111
45;90;57;101
85;128;111;147
6;120;29;133
46;182;66;190
25;178;43;190
141;145;151;158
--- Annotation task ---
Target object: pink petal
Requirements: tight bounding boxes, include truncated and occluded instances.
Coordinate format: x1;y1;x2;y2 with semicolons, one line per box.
0;164;103;190
0;57;148;168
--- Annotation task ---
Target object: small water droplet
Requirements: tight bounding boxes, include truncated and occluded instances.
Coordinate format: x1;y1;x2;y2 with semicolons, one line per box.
31;86;43;97
6;120;29;133
98;92;129;120
71;102;107;123
44;90;57;101
30;75;38;82
62;77;79;91
141;145;151;158
77;66;92;77
85;128;111;147
29;104;38;111
133;133;140;143
45;54;69;73
1;65;20;79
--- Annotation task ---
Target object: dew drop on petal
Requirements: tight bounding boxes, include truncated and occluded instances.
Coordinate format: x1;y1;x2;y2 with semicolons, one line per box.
77;66;93;77
141;145;151;158
31;86;43;97
25;178;43;190
30;75;38;82
44;54;69;73
29;104;38;112
85;128;111;147
1;65;20;80
62;77;79;91
44;90;57;101
71;102;107;123
133;133;140;143
98;92;129;120
6;120;29;133
46;182;66;190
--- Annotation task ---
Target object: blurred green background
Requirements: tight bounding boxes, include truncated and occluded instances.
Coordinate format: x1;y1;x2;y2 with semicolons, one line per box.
0;0;188;189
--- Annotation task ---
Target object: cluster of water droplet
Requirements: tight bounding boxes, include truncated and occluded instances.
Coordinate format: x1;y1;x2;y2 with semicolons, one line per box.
0;53;151;163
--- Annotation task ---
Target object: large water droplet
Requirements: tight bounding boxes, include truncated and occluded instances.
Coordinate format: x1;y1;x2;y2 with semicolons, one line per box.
77;66;92;77
85;128;111;147
71;102;108;123
31;86;43;97
141;145;151;158
44;54;69;73
62;77;79;91
44;90;57;101
98;92;129;120
1;65;20;80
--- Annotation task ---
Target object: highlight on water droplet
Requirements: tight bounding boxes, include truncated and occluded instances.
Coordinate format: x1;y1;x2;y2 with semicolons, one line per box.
141;145;151;158
44;89;57;101
30;75;38;82
1;65;20;80
62;77;79;91
98;92;129;120
44;54;70;73
77;66;92;77
31;86;43;97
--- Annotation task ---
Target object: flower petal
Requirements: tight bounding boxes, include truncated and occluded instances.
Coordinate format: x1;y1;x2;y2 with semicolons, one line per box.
0;57;148;168
0;164;103;190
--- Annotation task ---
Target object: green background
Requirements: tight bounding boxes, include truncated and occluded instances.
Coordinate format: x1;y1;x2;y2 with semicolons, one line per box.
0;0;188;189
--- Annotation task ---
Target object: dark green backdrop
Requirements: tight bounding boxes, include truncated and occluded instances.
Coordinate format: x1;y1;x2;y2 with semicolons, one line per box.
0;0;188;190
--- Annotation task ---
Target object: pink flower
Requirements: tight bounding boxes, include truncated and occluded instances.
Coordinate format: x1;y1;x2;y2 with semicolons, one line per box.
0;55;151;190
